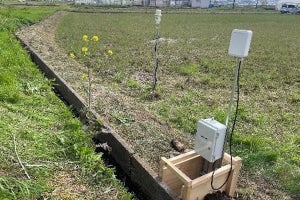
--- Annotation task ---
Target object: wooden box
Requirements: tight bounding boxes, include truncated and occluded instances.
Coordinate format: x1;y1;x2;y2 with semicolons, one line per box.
159;150;242;200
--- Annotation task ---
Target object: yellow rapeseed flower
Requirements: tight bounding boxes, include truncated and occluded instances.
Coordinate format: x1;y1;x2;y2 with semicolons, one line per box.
81;47;88;53
82;34;89;42
107;50;113;55
92;35;99;42
81;73;88;81
69;52;76;59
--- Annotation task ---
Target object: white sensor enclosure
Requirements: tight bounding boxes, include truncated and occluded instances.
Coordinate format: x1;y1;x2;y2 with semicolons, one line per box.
228;29;253;58
155;9;162;25
194;118;227;163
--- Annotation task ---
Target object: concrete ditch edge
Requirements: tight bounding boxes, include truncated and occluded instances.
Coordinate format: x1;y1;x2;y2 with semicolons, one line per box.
16;36;178;200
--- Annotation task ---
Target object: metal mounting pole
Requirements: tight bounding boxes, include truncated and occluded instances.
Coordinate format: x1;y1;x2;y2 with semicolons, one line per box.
225;57;243;127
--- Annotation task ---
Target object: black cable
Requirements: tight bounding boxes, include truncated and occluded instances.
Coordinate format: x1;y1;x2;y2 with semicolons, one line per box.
210;59;242;190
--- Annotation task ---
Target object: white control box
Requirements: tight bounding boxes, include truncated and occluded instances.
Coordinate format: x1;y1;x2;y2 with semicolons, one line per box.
194;118;227;163
228;29;253;58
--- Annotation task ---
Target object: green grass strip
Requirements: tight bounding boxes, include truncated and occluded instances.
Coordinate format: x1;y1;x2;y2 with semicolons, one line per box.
0;7;131;199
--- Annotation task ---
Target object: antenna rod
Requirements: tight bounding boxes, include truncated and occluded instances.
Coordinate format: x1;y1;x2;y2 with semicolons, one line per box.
225;57;243;127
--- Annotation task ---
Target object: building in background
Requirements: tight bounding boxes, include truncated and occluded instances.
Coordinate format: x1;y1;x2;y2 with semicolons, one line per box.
191;0;211;8
43;0;280;8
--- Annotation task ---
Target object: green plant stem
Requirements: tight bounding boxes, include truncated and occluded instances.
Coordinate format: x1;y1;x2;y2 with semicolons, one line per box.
88;67;92;111
13;134;31;180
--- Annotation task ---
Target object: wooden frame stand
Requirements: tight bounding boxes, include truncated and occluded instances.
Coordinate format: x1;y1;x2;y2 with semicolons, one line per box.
159;150;242;200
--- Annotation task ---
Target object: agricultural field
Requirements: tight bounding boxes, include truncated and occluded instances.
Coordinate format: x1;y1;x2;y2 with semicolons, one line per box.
0;7;132;199
52;10;299;199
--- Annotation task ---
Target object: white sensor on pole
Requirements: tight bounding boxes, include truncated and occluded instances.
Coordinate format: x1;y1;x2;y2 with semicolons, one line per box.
194;29;253;164
228;29;252;58
226;29;253;126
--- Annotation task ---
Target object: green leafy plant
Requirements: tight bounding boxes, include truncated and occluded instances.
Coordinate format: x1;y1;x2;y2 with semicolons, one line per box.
69;34;113;112
177;63;199;76
126;78;139;88
122;192;133;200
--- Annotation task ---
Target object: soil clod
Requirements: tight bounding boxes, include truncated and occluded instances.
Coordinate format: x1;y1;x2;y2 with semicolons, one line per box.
171;139;185;152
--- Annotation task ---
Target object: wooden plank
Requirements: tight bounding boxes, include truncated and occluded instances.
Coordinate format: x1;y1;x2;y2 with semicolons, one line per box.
186;170;229;200
158;158;166;178
191;164;232;188
173;154;201;166
160;166;185;196
131;155;177;200
161;157;191;185
200;158;223;175
168;150;198;164
226;157;242;196
223;152;231;163
160;157;188;196
175;156;203;180
223;153;241;164
159;152;242;200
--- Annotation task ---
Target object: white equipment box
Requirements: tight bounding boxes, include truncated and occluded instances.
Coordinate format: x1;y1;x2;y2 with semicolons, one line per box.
228;29;253;58
194;118;227;163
